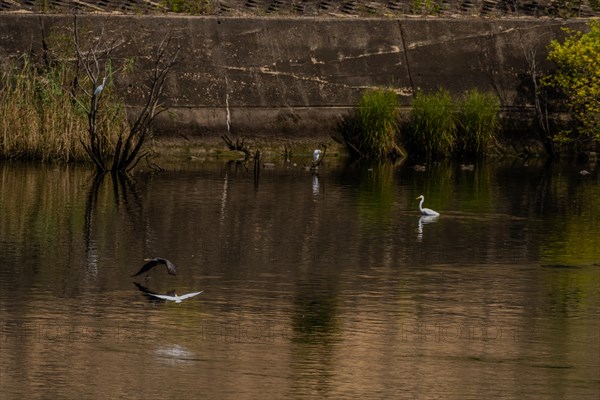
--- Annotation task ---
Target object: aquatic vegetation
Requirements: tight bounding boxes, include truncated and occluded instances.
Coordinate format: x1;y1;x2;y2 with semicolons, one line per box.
457;89;500;156
404;89;500;160
337;88;404;160
406;89;457;160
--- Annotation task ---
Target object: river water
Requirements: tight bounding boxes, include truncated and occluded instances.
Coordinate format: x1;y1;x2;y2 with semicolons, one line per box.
1;156;598;399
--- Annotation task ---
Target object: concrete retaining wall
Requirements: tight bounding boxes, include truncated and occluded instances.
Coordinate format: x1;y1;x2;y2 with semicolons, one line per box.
0;14;592;139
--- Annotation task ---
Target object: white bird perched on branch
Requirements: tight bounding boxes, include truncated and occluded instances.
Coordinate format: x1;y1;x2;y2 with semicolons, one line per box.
313;149;322;163
94;76;106;96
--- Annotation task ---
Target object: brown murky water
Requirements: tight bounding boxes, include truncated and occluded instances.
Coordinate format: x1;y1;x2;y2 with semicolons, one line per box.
1;158;599;399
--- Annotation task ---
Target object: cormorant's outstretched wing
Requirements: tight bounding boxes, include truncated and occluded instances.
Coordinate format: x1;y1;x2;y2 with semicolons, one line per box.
160;258;177;275
131;259;160;277
131;258;177;277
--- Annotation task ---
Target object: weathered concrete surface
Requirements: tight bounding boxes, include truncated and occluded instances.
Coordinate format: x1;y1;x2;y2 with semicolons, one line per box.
2;0;599;18
0;14;592;139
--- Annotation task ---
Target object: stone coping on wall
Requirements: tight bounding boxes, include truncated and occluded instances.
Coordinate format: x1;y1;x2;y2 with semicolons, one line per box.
1;0;599;18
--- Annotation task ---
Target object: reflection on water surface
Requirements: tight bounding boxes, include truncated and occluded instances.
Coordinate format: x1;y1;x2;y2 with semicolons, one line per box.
1;159;598;399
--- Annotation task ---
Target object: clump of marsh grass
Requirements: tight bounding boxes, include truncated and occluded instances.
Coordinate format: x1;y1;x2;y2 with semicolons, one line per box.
457;90;500;156
0;57;85;161
406;89;457;160
337;88;404;159
0;56;125;162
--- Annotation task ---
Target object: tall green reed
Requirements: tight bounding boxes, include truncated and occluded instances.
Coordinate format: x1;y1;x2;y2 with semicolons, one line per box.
338;88;402;159
457;89;500;156
407;89;457;160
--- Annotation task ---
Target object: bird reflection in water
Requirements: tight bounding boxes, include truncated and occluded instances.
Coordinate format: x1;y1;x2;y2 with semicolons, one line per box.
312;174;320;197
417;215;439;242
154;344;196;365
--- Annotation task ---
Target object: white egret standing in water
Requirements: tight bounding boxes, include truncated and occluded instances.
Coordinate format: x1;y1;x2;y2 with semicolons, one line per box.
416;195;440;217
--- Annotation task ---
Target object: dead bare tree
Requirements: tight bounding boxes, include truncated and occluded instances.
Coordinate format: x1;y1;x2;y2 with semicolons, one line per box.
221;133;251;158
72;15;179;173
519;35;555;158
72;15;122;171
112;35;179;173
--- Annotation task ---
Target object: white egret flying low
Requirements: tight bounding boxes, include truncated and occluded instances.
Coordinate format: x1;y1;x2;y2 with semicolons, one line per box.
147;291;204;303
416;195;440;217
134;282;203;303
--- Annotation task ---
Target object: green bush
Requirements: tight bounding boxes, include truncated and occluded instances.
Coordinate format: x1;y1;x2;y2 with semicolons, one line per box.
457;90;500;156
411;0;443;15
407;89;457;160
161;0;213;14
338;88;402;159
543;20;600;144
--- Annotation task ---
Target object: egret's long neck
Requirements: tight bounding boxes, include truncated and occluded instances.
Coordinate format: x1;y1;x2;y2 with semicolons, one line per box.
419;198;424;212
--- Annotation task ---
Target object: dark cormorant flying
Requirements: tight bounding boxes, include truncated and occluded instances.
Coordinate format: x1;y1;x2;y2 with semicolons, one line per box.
132;258;177;277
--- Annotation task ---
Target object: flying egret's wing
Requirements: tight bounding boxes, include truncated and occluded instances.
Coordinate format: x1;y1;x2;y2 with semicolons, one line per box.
177;291;204;300
147;293;177;301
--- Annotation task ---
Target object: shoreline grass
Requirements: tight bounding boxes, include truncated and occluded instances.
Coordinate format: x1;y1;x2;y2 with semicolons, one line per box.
0;56;126;162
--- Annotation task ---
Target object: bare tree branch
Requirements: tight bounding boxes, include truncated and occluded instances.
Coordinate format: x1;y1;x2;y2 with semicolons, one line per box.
71;15;178;173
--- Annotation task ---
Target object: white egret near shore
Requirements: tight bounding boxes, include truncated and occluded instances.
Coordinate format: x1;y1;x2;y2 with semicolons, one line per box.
416;195;440;217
